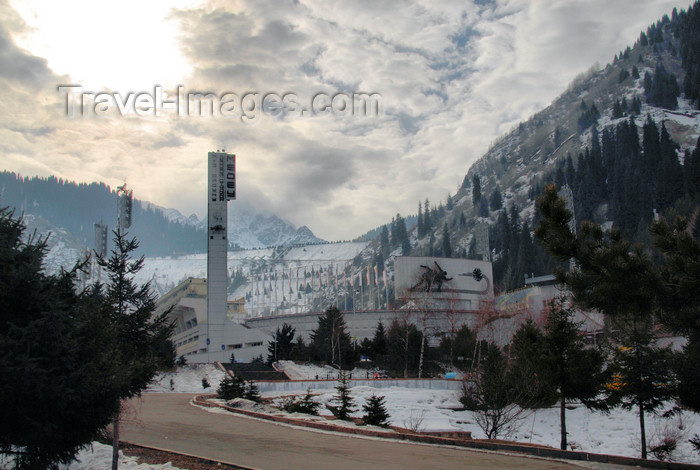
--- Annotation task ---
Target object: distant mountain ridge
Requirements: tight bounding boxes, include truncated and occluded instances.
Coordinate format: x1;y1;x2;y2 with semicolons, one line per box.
141;199;324;249
0;172;325;264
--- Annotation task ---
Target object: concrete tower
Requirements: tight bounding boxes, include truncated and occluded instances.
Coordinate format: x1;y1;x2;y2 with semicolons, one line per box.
206;151;236;359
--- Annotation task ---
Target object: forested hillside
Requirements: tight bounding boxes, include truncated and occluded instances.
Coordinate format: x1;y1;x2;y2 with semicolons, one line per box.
364;2;700;295
0;172;204;257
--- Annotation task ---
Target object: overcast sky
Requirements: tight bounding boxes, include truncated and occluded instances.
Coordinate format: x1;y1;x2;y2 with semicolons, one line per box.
0;0;684;240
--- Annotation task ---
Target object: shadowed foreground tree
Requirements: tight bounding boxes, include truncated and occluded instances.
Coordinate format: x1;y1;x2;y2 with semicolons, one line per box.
0;209;173;469
649;215;700;411
541;296;608;450
534;185;677;459
97;230;175;470
310;306;354;369
267;323;296;364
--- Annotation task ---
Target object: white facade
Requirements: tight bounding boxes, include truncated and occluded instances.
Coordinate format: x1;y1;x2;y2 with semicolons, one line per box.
394;256;494;310
155;278;270;363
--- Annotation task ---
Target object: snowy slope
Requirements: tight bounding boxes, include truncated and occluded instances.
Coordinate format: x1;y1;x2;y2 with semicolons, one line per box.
135;241;369;311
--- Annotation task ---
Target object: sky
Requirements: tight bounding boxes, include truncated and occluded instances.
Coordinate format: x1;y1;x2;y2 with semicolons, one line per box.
0;0;686;241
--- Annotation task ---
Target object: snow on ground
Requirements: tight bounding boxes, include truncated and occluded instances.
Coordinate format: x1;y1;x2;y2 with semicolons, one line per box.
147;363;226;393
0;442;183;470
276;360;369;381
60;443;182;469
189;362;700;465
53;363;699;466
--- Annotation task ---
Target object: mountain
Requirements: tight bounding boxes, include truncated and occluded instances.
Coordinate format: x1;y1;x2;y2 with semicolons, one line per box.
223;201;325;249
141;199;325;249
0;172;325;273
354;2;700;297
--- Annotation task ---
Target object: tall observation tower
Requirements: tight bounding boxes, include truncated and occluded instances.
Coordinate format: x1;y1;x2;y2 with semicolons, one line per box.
206;151;236;359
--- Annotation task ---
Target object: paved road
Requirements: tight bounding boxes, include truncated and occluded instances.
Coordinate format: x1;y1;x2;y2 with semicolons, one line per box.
121;393;599;470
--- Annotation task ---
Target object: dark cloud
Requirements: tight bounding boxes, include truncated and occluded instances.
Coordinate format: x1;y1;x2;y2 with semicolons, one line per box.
284;144;356;200
173;6;310;87
0;25;55;89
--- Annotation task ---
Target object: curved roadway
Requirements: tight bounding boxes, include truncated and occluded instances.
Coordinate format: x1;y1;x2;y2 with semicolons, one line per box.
121;393;602;470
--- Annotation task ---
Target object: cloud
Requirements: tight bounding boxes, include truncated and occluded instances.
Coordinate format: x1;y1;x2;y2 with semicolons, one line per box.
0;0;685;241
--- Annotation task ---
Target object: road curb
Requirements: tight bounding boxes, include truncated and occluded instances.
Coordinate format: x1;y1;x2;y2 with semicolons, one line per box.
193;394;700;470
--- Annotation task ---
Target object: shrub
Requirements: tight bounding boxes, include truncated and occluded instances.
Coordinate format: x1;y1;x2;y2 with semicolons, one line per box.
362;394;390;427
281;388;320;415
244;382;261;403
217;375;246;400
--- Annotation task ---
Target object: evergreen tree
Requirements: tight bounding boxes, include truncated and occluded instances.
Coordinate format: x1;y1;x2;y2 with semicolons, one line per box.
649;216;700;411
380;225;390;256
534;186;672;459
542;297;607;450
331;372;356;420
490;188;503;211
310;306;354;368
283;387;320;415
478;197;490;217
417;202;424;238
244;381;261;403
97;229;175;470
362;394;391;427
371;321;388;357
217;375;247;400
439;324;477;369
612;99;623;119
267;323;296;364
441;221;452;257
423;199;432;234
291;336;309;362
0;209;133;469
472;174;482;205
387;319;422;378
656;122;683;210
508;320;557;409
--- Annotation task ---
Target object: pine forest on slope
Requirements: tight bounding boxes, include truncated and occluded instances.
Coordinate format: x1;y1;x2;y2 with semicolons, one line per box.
365;2;700;295
0;172;324;259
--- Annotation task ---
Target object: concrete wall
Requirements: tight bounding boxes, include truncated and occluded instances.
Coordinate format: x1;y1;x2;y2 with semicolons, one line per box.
255;379;462;394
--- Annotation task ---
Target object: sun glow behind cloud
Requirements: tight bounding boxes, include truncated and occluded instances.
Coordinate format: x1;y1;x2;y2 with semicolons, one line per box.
9;0;194;91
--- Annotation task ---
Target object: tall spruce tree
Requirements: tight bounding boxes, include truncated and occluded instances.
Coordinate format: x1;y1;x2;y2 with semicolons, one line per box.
371;321;388;357
472;174;482;205
310;306;354;368
542;297;607;450
508;320;557;409
534;185;673;459
0;209;122;469
98;230;175;470
442;221;452;257
649;215;700;411
267;323;296;364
